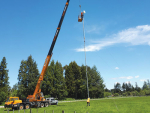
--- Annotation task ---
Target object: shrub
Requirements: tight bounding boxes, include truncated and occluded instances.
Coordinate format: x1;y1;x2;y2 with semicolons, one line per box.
44;95;51;98
104;92;111;98
114;93;119;97
122;93;127;96
0;92;6;104
139;90;145;96
145;90;150;95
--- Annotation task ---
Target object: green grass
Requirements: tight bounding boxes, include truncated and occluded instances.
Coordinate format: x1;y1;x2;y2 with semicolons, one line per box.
60;98;75;101
1;96;150;113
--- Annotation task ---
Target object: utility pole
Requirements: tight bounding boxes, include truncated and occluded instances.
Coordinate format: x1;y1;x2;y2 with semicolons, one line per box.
78;7;89;98
82;11;89;98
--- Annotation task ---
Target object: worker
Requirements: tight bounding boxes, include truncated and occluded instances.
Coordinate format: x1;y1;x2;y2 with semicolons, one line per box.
87;97;90;106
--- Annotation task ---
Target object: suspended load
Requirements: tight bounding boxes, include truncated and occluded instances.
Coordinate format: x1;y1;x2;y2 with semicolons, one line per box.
78;4;85;22
78;12;84;22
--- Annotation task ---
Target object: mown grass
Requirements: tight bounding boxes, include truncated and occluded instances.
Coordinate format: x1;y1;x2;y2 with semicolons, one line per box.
1;96;150;113
60;98;75;101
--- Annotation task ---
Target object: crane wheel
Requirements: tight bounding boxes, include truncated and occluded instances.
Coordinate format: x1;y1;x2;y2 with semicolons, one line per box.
37;102;41;107
44;102;49;107
25;104;30;109
19;104;24;110
40;103;44;107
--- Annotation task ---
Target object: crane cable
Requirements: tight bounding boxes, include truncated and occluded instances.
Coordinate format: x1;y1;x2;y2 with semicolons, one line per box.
79;0;81;19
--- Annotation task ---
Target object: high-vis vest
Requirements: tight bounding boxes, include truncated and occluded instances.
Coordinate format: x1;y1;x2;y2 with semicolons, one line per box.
87;98;90;102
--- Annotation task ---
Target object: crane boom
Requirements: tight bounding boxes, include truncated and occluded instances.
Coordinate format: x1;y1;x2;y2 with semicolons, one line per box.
27;0;70;102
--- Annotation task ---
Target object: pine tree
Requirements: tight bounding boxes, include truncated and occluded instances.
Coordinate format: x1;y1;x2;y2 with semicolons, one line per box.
80;65;88;98
114;83;121;94
65;62;76;98
0;57;9;91
17;55;39;98
0;57;10;103
42;60;67;99
42;62;54;97
147;80;150;89
122;83;126;92
142;81;148;90
88;66;105;98
54;61;67;99
135;82;141;92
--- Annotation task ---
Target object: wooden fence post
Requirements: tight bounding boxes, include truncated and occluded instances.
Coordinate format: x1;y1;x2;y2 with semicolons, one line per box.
13;109;14;113
18;109;20;113
44;110;45;113
37;108;38;113
74;111;76;113
62;110;65;113
30;109;31;113
24;109;25;113
52;110;54;113
7;109;9;113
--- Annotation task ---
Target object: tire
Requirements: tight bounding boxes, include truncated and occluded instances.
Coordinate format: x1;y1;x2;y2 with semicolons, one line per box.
40;103;44;108
44;102;49;107
19;104;24;110
31;102;35;105
25;104;30;109
37;102;41;107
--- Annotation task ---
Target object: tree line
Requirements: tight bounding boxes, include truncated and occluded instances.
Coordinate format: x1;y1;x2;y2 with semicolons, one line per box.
104;81;150;97
0;55;105;103
1;55;150;104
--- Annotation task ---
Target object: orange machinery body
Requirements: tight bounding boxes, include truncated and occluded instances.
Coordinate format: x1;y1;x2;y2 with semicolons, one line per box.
27;55;51;102
27;0;70;103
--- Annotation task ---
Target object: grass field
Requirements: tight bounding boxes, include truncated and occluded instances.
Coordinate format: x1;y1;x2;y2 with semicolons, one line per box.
1;96;150;113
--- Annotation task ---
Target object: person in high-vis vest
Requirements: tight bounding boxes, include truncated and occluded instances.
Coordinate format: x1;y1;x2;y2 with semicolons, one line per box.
87;97;90;106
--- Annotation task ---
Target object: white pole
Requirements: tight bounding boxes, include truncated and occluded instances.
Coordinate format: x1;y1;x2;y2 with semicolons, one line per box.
82;16;89;98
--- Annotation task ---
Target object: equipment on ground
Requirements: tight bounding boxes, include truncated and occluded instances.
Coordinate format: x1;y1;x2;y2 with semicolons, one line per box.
4;0;70;110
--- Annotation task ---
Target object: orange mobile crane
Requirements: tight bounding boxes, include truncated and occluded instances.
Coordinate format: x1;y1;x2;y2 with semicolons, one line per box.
4;0;70;110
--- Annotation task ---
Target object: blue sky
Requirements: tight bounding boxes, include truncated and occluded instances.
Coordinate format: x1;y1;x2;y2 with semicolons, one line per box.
0;0;150;89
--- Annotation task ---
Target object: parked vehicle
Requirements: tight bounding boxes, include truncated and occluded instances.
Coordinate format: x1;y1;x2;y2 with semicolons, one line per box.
4;97;49;110
46;97;58;105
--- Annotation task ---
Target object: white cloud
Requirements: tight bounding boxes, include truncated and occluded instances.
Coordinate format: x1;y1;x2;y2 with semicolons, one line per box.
125;81;131;84
115;82;120;84
111;76;133;80
111;78;117;80
76;25;150;52
119;76;133;79
135;75;139;78
140;79;147;82
86;25;101;34
115;67;119;69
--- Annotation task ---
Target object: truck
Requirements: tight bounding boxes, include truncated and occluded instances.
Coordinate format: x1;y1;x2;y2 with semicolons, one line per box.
4;0;70;110
46;97;58;105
